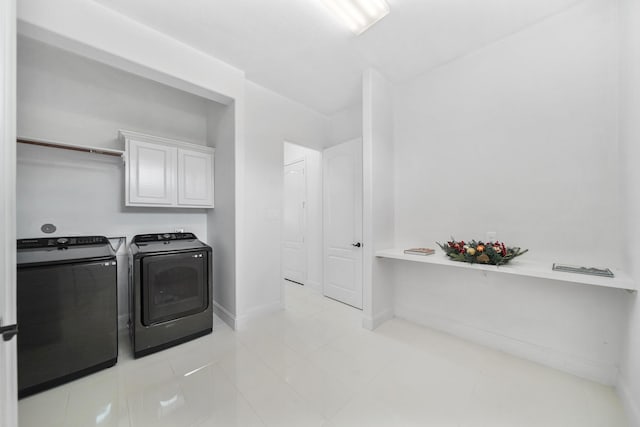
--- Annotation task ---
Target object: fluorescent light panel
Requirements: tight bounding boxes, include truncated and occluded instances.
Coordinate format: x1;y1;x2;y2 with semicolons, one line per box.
322;0;390;35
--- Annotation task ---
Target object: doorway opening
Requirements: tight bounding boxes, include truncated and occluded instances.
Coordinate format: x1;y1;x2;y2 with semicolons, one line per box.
282;142;323;292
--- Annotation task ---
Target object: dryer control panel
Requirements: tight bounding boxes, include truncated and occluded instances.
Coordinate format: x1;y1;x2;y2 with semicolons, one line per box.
132;233;197;243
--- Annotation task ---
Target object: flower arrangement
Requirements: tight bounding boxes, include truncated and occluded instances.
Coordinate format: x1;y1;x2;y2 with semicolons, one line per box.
436;238;527;265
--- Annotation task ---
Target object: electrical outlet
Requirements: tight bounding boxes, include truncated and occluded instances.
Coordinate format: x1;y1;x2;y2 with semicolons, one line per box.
486;231;497;242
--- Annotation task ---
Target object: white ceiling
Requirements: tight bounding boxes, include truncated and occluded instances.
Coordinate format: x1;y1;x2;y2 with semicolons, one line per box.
94;0;582;115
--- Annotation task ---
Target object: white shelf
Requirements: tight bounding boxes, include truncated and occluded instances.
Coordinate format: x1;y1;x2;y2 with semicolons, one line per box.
375;248;637;292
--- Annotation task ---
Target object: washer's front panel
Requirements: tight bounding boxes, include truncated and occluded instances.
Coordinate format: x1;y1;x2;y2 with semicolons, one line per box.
17;259;118;395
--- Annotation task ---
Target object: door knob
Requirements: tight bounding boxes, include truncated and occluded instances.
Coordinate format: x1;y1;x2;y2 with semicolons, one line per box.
0;323;18;342
352;242;362;248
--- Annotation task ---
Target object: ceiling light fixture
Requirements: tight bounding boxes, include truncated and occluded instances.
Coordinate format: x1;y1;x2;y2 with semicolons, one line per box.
321;0;390;35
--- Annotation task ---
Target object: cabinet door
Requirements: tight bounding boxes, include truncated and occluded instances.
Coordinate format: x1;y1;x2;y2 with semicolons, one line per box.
177;148;214;207
127;139;177;206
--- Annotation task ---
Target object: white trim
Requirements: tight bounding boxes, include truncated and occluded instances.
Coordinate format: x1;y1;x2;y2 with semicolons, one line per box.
118;129;214;153
0;1;18;425
362;308;394;330
284;155;306;167
1;0;16;334
234;95;246;342
305;279;322;293
618;377;640;427
396;305;618;385
212;301;237;330
235;301;284;330
0;340;17;427
362;69;375;326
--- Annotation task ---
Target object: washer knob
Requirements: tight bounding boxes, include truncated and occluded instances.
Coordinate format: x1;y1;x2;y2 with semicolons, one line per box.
162;233;171;239
56;238;69;245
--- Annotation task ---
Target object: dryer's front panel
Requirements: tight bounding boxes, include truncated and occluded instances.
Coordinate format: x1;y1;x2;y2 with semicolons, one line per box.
141;251;208;326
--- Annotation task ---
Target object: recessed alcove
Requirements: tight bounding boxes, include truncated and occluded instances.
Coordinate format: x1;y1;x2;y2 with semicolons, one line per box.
15;35;237;329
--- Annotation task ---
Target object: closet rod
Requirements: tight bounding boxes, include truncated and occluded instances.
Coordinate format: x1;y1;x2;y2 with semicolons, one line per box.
17;137;124;157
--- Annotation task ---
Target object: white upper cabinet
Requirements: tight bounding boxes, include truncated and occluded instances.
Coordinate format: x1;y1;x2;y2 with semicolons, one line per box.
120;130;214;208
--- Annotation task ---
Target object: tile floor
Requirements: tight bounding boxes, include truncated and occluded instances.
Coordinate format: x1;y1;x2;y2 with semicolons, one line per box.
19;281;628;427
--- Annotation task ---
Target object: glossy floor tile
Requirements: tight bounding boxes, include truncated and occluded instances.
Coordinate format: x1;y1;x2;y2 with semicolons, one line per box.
18;281;628;427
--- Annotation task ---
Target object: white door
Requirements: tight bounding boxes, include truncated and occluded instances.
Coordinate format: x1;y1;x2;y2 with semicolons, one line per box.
323;139;363;309
1;0;18;425
282;160;307;284
178;148;214;207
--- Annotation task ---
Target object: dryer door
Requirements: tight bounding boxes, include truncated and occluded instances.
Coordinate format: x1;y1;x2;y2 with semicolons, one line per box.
141;251;208;326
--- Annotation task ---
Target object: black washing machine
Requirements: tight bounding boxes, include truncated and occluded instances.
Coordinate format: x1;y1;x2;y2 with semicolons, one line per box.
129;232;213;358
16;236;118;398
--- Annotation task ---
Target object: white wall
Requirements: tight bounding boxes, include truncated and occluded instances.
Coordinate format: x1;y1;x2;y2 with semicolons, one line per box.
390;0;626;384
619;0;640;423
208;104;237;326
238;81;328;326
394;0;620;264
284;142;323;292
328;104;362;147
362;69;395;329
393;263;627;383
18;36;219;149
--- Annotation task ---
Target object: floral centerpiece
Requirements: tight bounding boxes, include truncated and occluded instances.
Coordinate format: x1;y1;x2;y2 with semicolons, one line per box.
437;238;527;265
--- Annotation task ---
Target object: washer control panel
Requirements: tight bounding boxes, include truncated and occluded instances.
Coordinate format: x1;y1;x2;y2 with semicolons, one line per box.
17;236;109;249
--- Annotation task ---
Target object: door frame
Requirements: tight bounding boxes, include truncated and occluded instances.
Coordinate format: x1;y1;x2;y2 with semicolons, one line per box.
0;0;18;425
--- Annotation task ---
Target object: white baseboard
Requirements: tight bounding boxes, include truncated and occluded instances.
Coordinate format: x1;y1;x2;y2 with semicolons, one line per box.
362;308;394;330
396;304;617;385
618;377;640;427
306;280;322;293
212;301;237;330
235;300;284;330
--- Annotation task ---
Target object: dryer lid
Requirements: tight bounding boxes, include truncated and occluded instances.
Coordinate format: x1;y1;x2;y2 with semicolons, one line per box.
130;233;210;254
